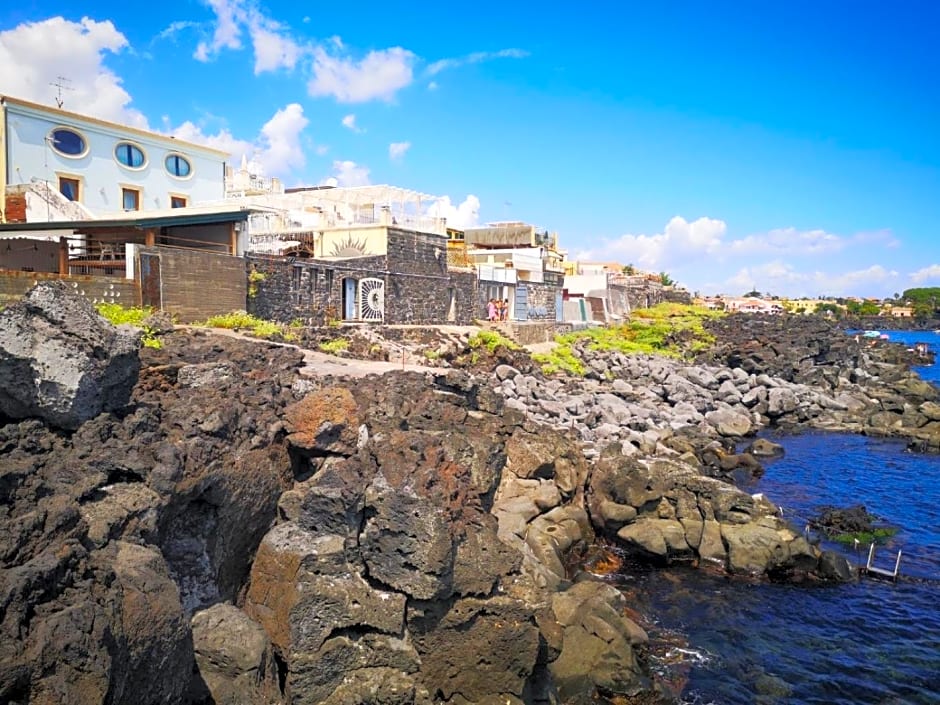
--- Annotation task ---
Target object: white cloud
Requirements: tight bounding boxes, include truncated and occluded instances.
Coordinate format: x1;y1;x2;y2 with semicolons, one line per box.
194;0;243;61
257;103;309;173
157;20;199;42
0;16;147;128
728;227;842;256
427;195;480;229
330;160;371;187
169;102;309;177
389;141;411;161
426;48;528;76
723;262;899;298
427;81;439;91
577;216;726;268
308;44;415;102
341;113;362;132
250;21;303;74
193;0;303;73
911;264;940;284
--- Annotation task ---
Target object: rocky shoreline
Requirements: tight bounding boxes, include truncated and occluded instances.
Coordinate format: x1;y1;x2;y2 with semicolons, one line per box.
2;283;938;704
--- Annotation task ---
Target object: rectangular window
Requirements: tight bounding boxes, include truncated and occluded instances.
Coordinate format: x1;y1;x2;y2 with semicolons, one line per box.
122;187;140;211
59;177;80;201
170;196;187;208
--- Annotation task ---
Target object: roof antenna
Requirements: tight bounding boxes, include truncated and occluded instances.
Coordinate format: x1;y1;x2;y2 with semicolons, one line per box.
50;76;73;108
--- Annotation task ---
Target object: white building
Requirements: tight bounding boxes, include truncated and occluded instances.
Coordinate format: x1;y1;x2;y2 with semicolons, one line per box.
1;95;228;223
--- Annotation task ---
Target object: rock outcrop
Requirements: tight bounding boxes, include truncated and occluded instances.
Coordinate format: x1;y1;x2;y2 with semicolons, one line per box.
9;288;932;704
0;281;141;429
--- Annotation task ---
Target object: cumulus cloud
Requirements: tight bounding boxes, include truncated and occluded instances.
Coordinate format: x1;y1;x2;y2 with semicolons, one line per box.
194;0;303;73
341;114;362;132
0;16;147;128
426;195;480;229
426;48;528;76
388;141;411;161
727;227;842;256
723;262;900;298
250;21;303;73
576;216;727;268
308;44;415;102
329;160;371;187
169;102;309;177
911;264;940;284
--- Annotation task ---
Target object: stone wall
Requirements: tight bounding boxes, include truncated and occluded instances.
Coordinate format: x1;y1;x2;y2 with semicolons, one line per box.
608;284;631;318
247;230;479;326
0;270;138;308
522;279;562;322
386;229;477;324
247;254;387;325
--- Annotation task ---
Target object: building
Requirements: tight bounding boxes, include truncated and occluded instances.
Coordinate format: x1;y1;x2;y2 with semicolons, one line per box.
1;95;228;223
235;184;478;325
463;222;566;322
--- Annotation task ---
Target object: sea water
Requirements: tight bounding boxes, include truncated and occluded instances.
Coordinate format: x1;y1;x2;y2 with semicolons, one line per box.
623;331;940;705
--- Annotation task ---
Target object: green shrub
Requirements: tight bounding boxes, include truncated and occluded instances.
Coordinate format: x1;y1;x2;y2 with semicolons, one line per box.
535;303;723;376
318;338;349;355
95;302;163;348
247;269;266;299
467;330;519;354
199;311;287;340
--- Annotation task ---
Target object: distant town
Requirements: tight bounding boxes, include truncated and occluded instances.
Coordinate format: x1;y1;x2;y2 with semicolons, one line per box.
1;93;938;325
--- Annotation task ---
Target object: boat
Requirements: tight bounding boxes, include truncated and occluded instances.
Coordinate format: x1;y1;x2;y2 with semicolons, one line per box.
862;330;881;338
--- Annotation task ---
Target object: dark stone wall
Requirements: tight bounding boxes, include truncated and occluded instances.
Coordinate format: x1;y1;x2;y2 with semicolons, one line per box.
522;280;561;321
385;229;477;324
247;254;387;325
247;228;479;325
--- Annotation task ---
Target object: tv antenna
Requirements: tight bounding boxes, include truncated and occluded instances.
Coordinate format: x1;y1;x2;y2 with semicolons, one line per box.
50;76;73;108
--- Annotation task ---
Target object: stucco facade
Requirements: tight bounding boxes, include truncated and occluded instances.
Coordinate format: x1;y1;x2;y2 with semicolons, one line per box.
1;96;227;221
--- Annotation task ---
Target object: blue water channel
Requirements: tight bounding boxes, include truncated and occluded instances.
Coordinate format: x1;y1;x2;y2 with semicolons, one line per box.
623;330;940;704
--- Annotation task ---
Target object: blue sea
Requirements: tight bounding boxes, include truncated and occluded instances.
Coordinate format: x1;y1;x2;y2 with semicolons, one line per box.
622;330;940;705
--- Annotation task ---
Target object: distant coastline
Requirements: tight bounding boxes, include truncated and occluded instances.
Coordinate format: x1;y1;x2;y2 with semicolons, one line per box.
841;316;940;332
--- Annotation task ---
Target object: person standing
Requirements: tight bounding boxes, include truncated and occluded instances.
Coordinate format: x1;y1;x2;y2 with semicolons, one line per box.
487;298;498;321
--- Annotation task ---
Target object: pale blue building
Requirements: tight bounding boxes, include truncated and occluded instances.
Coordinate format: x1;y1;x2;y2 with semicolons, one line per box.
1;95;228;222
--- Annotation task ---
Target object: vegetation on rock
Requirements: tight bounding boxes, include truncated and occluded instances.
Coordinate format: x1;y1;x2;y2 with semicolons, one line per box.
199;310;297;341
317;338;349;355
95;302;163;348
534;303;723;376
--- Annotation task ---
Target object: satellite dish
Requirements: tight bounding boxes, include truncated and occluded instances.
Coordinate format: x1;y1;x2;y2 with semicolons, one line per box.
323;177;338;188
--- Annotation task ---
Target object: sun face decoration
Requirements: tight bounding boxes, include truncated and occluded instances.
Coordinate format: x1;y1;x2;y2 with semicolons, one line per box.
329;234;369;257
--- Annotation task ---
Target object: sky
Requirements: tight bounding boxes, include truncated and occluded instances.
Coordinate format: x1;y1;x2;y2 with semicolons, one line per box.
1;1;939;298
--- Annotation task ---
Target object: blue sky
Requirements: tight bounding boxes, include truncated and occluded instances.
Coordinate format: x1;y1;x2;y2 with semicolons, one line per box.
2;0;939;298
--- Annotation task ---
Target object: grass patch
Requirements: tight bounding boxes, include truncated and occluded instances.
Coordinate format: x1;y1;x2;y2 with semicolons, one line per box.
318;338;349;355
95;302;163;348
199;311;289;340
532;344;586;376
534;303;723;376
467;330;520;354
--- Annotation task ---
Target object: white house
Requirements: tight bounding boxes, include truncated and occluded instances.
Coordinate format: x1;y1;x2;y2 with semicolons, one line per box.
1;95;228;223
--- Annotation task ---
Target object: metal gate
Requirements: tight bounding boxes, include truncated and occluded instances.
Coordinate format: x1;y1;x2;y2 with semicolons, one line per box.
514;285;528;321
139;253;162;309
358;278;385;321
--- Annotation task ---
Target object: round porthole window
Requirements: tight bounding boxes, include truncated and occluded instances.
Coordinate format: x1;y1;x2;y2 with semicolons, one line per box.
115;142;146;168
165;153;192;178
49;128;87;157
